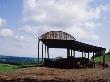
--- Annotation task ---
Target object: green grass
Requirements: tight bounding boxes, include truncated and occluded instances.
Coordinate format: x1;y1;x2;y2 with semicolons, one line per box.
0;63;19;73
94;54;110;63
0;62;41;73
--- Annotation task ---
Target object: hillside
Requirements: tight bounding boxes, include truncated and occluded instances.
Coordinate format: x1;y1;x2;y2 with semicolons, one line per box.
0;55;38;65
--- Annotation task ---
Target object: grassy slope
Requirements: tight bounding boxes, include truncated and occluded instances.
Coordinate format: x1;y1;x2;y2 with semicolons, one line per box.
0;63;19;72
94;54;110;63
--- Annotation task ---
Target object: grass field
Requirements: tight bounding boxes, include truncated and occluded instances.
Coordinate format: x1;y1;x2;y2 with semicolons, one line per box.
0;63;19;72
0;54;109;73
0;63;41;73
94;54;110;63
0;56;110;81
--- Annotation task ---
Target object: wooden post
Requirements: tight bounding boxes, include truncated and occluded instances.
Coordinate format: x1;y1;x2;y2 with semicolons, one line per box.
38;39;40;63
84;53;86;58
45;45;46;58
73;50;75;57
82;51;83;58
42;42;43;62
71;49;72;57
88;52;89;59
93;52;95;68
103;54;105;66
93;52;95;62
67;48;70;58
47;47;49;59
102;50;106;67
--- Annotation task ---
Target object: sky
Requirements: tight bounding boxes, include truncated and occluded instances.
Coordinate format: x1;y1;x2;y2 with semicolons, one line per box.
0;0;110;58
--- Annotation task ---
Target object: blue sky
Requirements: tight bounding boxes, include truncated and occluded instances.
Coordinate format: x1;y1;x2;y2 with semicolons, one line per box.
0;0;110;58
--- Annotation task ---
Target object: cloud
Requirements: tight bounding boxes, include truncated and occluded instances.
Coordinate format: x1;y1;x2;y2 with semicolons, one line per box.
0;17;32;43
65;26;99;40
22;0;108;40
15;35;32;42
0;28;14;37
0;17;6;27
20;25;38;35
0;28;31;43
0;27;34;56
15;35;25;41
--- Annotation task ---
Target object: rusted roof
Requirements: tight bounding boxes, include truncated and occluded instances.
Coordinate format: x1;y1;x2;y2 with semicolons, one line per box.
39;31;106;53
39;31;76;40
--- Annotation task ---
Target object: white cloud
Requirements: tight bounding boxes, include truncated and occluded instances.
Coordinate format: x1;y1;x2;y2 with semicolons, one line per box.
0;16;31;42
0;17;6;27
22;0;108;40
65;26;99;40
15;35;32;42
20;25;37;34
0;28;14;37
0;28;31;43
15;35;25;41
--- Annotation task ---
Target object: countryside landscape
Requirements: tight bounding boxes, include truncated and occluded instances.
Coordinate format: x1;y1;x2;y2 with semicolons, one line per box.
0;52;110;82
0;0;110;82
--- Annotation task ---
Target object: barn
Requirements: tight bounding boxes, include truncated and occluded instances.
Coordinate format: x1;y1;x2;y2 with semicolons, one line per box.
38;31;106;68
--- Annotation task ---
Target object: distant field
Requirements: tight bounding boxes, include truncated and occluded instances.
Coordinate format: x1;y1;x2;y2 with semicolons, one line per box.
0;55;40;72
0;63;42;73
0;54;110;73
0;63;19;72
94;54;110;63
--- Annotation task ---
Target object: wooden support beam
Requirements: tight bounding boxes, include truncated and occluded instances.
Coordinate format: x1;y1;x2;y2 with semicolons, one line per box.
42;42;43;62
103;54;105;66
45;45;46;58
67;48;70;58
47;47;49;59
71;49;72;57
84;53;86;58
88;52;89;59
82;51;83;58
102;50;106;67
73;50;75;57
93;52;95;62
38;39;40;63
93;52;95;68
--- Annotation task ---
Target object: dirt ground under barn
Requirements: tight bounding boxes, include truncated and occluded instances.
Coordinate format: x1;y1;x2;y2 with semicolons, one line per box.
0;62;110;82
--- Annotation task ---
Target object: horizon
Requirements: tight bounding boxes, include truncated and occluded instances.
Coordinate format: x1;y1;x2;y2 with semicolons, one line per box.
0;0;110;58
